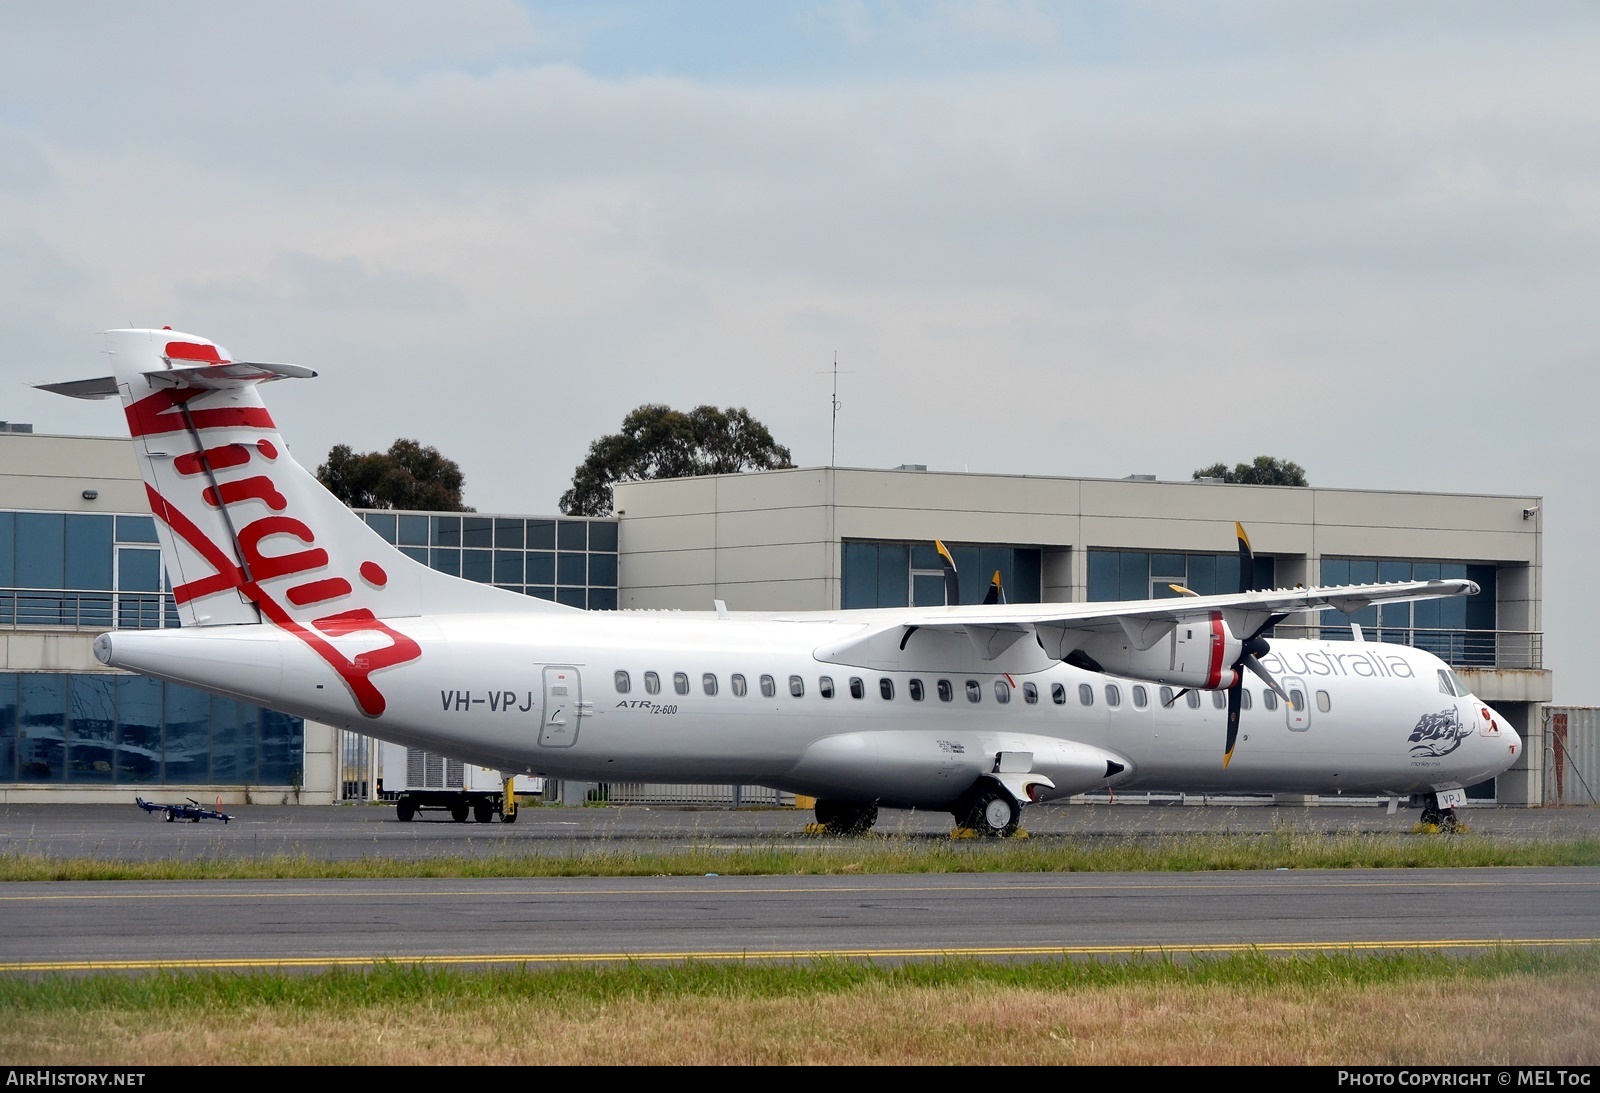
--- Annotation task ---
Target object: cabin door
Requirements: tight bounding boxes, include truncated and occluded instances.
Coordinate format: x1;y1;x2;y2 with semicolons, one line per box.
538;666;583;748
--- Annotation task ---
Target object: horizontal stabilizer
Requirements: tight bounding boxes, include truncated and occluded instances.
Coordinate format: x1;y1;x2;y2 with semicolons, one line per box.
35;375;120;400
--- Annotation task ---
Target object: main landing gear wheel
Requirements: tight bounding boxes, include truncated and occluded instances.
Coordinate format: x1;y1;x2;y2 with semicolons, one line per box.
501;807;518;824
396;799;415;822
961;790;1021;838
473;802;494;824
813;800;879;836
450;803;469;823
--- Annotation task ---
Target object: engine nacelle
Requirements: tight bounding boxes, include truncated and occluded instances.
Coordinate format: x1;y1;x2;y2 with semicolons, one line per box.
1073;612;1242;690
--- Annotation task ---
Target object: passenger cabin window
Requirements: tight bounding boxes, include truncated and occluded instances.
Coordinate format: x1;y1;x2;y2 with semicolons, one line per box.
1051;683;1066;705
819;676;835;698
614;670;631;694
1263;689;1279;711
909;679;925;701
1159;686;1174;708
1241;688;1252;710
966;680;982;703
732;674;748;697
994;680;1010;704
674;672;690;696
1288;689;1304;712
702;673;718;696
790;675;805;698
1023;682;1039;705
1132;685;1148;709
644;671;661;695
1211;690;1227;710
1316;690;1331;713
879;678;894;700
850;677;865;699
1105;684;1121;708
760;674;776;698
1186;690;1201;709
1078;684;1094;707
938;679;954;702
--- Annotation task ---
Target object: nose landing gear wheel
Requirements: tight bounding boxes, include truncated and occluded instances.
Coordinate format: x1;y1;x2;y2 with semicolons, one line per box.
960;790;1021;838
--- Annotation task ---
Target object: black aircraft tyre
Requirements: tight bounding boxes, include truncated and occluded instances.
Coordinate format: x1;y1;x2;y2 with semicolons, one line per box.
814;799;879;836
962;790;1021;838
501;807;518;824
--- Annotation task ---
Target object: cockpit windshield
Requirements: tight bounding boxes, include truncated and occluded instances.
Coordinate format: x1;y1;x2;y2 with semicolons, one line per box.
1448;670;1473;699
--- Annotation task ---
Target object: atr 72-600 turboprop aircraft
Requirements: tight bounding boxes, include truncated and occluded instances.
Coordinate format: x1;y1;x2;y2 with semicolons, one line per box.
43;330;1520;835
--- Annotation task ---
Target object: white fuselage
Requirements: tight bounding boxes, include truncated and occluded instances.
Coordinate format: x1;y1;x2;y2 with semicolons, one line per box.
97;609;1519;809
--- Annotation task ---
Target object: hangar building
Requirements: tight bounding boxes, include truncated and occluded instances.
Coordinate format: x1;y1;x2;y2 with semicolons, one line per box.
0;427;1552;806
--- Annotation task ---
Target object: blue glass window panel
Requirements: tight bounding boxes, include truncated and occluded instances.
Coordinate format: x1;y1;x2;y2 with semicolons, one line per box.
1151;553;1186;578
1119;552;1149;601
1214;553;1242;593
588;587;618;611
1439;594;1466;631
588;522;618;552
72;592;113;629
398;515;430;546
462;517;493;549
115;515;159;544
18;674;66;782
1348;559;1378;585
16;512;64;589
1442;563;1467;580
526;520;555;550
911;573;946;606
1345;604;1379;629
1378;602;1411;628
364;512;398;543
430;549;461;577
948;547;981;602
1012;549;1041;602
557;587;587;608
1087;551;1118;601
118;547;162;592
910;544;940;570
558;521;588;551
432;516;461;547
1414;562;1441;581
63;518;112;595
1253;556;1276;590
1153;581;1185;599
1379;560;1412;584
528;586;555;601
210;696;259;785
976;548;1011;603
1466;566;1497;631
1321;558;1350;586
494;519;525;549
68;674;116;783
1186;553;1216;595
258;709;302;786
399;546;429;565
163;685;211;783
0;512;12;587
557;554;587;586
494;550;524;584
114;675;163;784
1414;596;1441;630
841;542;878;609
878;543;910;607
525;552;555;585
588;553;618;587
0;674;15;782
461;549;493;583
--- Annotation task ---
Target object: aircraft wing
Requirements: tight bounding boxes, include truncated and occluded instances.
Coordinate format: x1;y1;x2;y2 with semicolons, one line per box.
812;579;1478;668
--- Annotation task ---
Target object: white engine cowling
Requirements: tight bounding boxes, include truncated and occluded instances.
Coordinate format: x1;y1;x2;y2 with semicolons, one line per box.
1074;612;1242;690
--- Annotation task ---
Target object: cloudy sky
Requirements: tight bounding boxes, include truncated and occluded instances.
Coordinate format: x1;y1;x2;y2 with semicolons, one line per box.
3;2;1595;700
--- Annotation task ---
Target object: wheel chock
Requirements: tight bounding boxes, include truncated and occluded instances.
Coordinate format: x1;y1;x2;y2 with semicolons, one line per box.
950;827;976;839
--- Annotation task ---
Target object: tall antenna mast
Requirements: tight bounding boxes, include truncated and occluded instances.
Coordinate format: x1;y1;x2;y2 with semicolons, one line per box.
830;351;840;467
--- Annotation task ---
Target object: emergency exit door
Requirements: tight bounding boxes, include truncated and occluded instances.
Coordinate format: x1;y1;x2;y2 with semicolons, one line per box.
538;666;583;747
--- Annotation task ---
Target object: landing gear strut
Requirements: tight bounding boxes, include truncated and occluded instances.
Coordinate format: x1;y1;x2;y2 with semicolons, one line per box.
957;788;1022;838
813;800;878;836
1413;792;1462;833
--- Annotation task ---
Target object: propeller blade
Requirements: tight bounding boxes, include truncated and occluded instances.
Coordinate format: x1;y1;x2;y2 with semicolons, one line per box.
1236;521;1254;594
1168;584;1199;597
935;540;959;606
1242;654;1289;700
1223;680;1243;768
1163;687;1190;708
983;569;1005;606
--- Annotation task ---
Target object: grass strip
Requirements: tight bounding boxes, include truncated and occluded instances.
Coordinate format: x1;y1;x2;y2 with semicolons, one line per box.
3;829;1598;881
5;946;1597;1011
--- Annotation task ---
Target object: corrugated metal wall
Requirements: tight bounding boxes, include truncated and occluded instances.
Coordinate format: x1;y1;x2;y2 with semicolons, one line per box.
1544;707;1600;806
